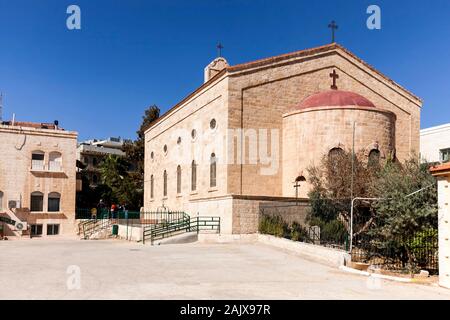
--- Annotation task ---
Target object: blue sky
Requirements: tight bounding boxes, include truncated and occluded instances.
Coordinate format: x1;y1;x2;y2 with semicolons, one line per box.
0;0;449;141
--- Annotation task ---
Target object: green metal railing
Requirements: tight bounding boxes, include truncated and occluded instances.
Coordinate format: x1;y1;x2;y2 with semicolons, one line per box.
142;211;191;244
190;216;221;233
76;208;220;243
143;214;221;245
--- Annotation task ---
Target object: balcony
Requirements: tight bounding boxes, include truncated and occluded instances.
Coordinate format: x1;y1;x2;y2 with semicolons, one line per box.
30;160;63;172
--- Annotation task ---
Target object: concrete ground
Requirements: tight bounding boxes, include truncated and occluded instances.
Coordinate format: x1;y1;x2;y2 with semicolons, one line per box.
1;239;450;300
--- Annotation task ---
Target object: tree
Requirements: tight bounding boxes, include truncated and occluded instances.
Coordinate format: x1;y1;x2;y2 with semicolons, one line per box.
307;149;378;231
120;105;160;208
369;157;438;272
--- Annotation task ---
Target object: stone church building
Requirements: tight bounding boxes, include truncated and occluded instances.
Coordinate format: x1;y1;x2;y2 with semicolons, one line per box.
144;43;422;234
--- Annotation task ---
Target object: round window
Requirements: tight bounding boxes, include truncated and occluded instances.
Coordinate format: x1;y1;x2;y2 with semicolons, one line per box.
210;119;217;130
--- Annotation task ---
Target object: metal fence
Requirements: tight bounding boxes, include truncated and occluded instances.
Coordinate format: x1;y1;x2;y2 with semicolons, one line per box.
259;204;438;274
351;216;438;274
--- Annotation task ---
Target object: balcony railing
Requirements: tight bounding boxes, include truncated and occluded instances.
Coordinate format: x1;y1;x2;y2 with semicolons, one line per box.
48;161;62;172
31;160;63;172
31;160;45;171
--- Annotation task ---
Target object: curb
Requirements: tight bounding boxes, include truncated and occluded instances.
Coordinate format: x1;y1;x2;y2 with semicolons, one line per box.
339;266;413;283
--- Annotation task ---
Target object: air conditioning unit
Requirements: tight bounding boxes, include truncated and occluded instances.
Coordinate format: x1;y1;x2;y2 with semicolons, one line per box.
8;200;21;209
15;221;28;231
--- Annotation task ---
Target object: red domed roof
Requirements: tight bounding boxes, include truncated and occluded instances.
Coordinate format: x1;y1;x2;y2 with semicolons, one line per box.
296;90;376;110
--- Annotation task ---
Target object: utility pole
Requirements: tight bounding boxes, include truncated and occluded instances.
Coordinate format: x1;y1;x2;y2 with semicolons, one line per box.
349;121;356;252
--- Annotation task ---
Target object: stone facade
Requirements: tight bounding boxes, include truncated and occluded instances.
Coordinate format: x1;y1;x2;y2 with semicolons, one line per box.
144;43;422;234
0;123;78;237
282;105;396;198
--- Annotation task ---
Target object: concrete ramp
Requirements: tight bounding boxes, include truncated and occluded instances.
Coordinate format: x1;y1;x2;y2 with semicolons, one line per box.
153;232;198;245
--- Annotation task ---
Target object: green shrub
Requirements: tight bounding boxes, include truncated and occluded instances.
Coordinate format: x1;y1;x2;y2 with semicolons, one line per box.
407;228;438;268
320;219;347;244
290;222;309;242
259;214;311;242
259;215;287;237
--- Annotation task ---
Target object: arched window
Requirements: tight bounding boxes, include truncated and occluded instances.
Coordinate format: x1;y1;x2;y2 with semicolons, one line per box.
0;191;3;211
328;147;344;174
48;192;61;212
177;165;182;194
30;191;44;212
368;149;381;167
150;175;154;199
31;151;45;170
49;152;62;171
163;170;168;197
191;160;197;191
328;147;344;161
210;153;217;188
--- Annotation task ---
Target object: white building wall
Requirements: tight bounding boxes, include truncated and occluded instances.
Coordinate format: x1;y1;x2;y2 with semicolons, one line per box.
420;123;450;163
437;177;450;289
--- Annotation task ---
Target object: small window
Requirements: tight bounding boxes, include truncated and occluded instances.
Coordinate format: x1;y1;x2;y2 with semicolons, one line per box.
210;153;217;188
191;129;197;140
150;175;154;198
150;152;154;160
31;224;43;236
191;160;197;191
368;149;381;166
92;157;97;166
163;170;168;197
30;192;44;212
92;174;98;184
210;119;217;130
48;192;61;212
31;151;45;170
177;165;182;194
440;148;450;163
177;137;182;145
32;152;44;161
163;145;168;154
0;191;3;211
47;224;60;235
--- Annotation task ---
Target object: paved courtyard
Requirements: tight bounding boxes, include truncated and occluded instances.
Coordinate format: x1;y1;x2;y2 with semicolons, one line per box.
1;239;450;300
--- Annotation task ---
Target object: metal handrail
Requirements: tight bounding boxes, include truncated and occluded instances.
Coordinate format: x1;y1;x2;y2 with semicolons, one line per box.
142;214;221;245
81;218;113;239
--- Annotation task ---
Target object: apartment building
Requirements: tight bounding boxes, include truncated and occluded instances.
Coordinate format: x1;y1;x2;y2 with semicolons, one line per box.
0;120;78;237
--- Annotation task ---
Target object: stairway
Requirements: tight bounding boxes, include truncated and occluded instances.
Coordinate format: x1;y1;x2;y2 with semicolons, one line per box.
78;219;113;240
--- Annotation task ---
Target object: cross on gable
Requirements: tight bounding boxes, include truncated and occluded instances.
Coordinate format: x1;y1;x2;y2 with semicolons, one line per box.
330;69;339;90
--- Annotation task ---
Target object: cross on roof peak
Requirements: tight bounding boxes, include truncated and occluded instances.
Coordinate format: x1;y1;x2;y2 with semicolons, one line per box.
328;20;338;43
216;42;224;57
